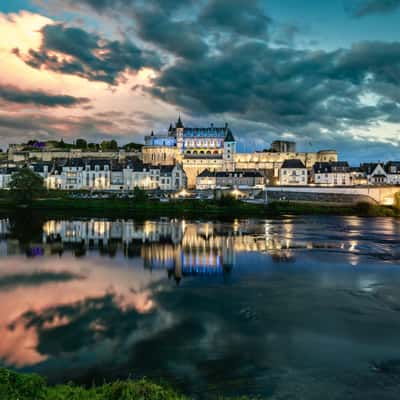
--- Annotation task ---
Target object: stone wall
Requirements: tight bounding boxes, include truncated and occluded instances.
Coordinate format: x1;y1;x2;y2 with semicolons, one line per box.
266;186;400;205
266;190;377;205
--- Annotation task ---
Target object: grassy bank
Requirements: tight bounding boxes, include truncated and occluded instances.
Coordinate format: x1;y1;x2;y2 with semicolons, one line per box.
0;192;398;219
0;368;250;400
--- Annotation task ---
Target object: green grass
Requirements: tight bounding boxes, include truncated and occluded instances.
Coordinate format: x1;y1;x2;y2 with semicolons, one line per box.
0;189;398;219
0;368;254;400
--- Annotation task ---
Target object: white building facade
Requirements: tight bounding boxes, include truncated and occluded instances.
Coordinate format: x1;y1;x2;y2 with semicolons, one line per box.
279;159;308;186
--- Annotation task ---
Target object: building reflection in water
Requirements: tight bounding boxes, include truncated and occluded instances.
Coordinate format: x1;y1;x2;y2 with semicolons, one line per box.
0;216;396;276
42;219;236;283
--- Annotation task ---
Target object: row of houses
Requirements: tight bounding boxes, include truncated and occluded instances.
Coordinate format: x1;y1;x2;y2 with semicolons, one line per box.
0;159;187;191
279;160;400;186
0;157;399;192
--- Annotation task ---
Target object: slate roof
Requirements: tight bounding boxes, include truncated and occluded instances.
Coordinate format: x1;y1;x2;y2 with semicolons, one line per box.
84;159;111;169
313;162;331;173
197;169;215;178
281;159;306;169
176;116;184;129
30;162;52;173
385;161;400;174
224;129;235;142
313;161;350;173
359;163;380;174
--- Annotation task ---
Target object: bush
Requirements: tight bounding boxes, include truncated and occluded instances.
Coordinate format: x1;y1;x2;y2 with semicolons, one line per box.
355;201;374;216
0;369;188;400
216;194;240;207
133;187;148;202
0;368;47;400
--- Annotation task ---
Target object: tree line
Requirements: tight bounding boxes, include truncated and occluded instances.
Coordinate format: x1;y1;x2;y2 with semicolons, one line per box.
21;139;143;152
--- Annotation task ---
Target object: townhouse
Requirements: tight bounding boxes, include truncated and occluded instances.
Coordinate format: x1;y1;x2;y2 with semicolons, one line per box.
196;170;264;190
279;159;308;186
312;162;352;186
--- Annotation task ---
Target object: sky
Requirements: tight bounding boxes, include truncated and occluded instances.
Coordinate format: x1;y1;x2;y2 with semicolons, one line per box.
0;0;400;163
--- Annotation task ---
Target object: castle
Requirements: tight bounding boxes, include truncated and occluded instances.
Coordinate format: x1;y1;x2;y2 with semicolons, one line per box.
143;117;338;188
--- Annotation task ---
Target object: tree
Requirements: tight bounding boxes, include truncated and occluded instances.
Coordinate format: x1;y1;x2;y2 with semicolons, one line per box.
87;142;99;151
122;142;143;152
109;139;118;150
100;140;119;151
75;138;87;149
9;168;46;205
133;187;147;202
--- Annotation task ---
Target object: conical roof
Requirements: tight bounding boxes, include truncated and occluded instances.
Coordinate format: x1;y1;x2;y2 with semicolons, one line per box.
224;129;235;142
176;116;184;129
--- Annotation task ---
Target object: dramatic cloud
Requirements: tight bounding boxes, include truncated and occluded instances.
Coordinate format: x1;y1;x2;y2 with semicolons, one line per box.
133;8;208;61
14;23;162;85
2;2;400;161
148;40;400;137
199;0;270;38
0;84;90;107
349;0;400;17
38;0;271;60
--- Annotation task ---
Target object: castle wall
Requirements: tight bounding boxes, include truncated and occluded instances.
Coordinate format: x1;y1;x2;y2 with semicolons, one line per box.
142;146;177;165
182;158;232;188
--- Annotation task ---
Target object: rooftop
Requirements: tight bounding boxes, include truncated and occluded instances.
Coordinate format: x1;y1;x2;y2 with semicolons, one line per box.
281;159;306;169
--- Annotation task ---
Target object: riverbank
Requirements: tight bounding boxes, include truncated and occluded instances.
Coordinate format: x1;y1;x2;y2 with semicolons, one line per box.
0;197;398;218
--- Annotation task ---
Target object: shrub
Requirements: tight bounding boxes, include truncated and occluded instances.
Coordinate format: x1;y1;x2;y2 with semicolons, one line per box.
133;187;148;202
355;201;374;216
0;369;188;400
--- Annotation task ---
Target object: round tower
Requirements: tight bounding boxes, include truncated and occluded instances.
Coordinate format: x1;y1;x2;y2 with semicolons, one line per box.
223;124;236;161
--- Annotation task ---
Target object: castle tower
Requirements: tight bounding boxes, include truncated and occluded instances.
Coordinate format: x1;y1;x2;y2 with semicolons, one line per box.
223;124;236;161
176;116;184;154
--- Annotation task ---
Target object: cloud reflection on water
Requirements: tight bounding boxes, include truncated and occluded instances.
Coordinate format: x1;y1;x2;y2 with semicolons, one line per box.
0;216;399;398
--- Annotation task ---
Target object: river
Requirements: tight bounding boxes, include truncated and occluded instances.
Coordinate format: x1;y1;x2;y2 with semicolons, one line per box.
0;214;399;399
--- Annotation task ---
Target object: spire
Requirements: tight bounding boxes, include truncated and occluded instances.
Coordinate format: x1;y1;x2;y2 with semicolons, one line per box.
151;130;154;136
224;128;235;142
176;115;184;129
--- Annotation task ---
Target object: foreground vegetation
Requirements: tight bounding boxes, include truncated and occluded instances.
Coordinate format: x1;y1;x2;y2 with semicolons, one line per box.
0;368;252;400
0;368;188;400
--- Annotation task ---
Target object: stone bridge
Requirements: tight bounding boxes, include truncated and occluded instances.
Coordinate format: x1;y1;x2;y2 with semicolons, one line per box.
265;186;400;206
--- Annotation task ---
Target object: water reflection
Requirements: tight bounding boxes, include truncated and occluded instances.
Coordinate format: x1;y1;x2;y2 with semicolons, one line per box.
0;215;400;399
1;216;399;264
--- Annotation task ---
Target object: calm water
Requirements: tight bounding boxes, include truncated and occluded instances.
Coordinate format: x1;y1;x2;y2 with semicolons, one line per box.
1;214;400;399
